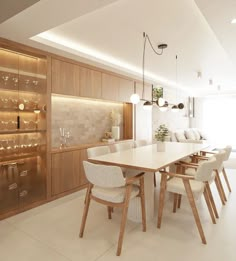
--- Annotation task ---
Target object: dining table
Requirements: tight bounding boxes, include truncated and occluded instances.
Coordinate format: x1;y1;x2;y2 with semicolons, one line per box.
88;142;210;222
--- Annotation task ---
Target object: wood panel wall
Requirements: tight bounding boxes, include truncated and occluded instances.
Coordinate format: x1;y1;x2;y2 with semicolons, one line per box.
0;37;153;218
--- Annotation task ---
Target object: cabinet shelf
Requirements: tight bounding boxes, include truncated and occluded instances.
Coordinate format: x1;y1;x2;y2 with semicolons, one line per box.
0;66;46;79
0;129;46;135
0;87;46;95
0;108;46;113
0;151;46;164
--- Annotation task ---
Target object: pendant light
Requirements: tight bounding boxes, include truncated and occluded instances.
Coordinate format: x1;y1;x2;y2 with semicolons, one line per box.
171;55;184;112
130;32;168;109
130;82;140;104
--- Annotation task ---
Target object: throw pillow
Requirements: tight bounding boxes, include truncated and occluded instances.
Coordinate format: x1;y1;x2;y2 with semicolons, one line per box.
192;128;201;140
175;130;186;141
185;129;196;140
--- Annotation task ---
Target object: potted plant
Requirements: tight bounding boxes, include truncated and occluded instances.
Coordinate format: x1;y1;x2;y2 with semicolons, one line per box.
155;124;169;151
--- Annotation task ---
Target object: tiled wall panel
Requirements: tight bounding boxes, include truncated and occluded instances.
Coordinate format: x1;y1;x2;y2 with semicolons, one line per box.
51;95;123;147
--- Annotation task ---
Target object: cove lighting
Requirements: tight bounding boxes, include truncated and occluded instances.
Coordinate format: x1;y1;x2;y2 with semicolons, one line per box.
34;32;185;90
52;94;123;106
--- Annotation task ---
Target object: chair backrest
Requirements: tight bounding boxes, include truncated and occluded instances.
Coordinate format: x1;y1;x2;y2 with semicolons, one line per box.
213;149;226;170
87;146;110;158
83;161;125;188
113;141;134;152
135;140;148;148
223;145;232;161
195;157;216;182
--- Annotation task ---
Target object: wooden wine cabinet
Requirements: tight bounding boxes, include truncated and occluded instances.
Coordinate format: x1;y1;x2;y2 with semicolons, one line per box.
0;48;47;216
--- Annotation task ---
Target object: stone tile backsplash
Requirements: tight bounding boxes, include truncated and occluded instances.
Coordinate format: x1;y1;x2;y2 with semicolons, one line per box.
51;95;123;147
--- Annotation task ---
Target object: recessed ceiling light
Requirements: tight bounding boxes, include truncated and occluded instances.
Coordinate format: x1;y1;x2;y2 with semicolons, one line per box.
231;18;236;24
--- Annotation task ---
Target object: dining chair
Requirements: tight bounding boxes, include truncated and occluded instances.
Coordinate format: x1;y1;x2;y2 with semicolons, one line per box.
87;145;111;158
113;141;134;152
113;141;141;178
79;161;146;256
87;145;113;217
201;146;232;193
189;149;228;205
203;145;232;192
134;140;148;148
177;149;226;222
157;157;217;244
134;139;157;187
222;145;232;193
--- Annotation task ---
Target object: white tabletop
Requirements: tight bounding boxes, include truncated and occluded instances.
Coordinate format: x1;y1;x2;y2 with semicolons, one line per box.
88;142;209;172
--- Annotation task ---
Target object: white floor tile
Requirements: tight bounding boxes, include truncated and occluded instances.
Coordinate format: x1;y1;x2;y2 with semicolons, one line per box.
0;220;71;261
1;169;236;261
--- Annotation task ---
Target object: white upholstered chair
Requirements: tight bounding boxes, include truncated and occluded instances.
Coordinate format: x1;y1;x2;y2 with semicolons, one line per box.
222;145;232;193
201;146;233;193
134;140;148;148
113;141;141;178
157;157;217;244
87;145;113;216
190;149;228;205
178;150;226;220
113;141;134;152
87;145;110;158
79;161;146;256
134;139;158;187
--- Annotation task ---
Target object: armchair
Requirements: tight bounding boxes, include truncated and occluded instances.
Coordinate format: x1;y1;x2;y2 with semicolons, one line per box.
79;161;146;256
157;157;217;244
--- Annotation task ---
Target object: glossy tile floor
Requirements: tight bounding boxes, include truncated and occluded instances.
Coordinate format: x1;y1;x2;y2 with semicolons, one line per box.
1;169;236;261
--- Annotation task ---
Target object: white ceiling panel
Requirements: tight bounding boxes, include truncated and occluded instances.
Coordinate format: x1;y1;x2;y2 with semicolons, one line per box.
1;0;236;96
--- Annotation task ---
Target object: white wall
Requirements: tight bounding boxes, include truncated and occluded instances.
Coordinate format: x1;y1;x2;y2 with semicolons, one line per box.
135;101;152;143
134;87;190;142
191;95;236;148
152;88;189;141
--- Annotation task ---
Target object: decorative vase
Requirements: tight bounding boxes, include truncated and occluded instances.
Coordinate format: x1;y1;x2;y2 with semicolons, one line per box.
156;141;165;152
112;126;120;140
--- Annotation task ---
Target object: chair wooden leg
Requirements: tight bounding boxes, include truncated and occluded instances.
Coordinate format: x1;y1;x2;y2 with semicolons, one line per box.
140;176;146;232
116;185;132;256
173;193;178;213
216;171;227;202
157;173;167;228
203;188;216;224
222;167;232;193
177;195;182;208
205;182;219;219
183;179;206;244
79;185;92;238
216;171;227;203
84;184;89;205
107;206;112;219
214;175;226;205
154;172;156;187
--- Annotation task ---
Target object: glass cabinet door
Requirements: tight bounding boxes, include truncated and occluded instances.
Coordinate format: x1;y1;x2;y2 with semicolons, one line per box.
0;48;47;214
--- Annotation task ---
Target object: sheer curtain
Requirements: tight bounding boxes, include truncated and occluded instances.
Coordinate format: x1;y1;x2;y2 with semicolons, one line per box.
202;96;236;148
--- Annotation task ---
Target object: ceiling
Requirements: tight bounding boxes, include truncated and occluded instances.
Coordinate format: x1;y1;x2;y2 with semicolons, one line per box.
0;0;236;96
0;0;40;24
